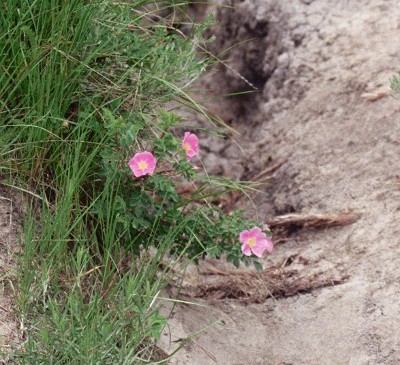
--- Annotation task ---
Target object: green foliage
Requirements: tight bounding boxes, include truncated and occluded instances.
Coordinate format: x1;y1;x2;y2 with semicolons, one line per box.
94;104;266;269
390;72;400;95
1;0;270;363
185;209;271;270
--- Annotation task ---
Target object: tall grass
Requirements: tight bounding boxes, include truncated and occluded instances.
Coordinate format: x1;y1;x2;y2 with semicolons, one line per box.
1;0;211;363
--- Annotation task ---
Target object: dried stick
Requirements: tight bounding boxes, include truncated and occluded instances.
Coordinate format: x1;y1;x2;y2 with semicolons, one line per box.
266;212;359;230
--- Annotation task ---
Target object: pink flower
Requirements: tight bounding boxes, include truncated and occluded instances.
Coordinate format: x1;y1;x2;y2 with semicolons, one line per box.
182;132;199;160
128;151;157;177
239;227;273;258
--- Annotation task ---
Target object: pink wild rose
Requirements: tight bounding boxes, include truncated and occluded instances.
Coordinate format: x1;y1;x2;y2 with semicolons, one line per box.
239;227;273;258
182;132;199;160
128;151;157;177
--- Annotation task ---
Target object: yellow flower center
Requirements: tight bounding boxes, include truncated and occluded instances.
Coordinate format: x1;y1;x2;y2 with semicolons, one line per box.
183;142;191;152
138;161;148;170
247;237;256;248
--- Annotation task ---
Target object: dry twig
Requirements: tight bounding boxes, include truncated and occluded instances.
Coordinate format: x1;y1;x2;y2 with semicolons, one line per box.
266;212;359;230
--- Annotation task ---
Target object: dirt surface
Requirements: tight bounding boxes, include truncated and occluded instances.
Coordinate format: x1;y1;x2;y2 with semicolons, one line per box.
0;189;21;360
159;1;400;364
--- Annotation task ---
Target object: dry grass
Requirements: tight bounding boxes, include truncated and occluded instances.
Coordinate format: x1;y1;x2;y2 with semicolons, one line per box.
169;211;358;303
172;258;350;303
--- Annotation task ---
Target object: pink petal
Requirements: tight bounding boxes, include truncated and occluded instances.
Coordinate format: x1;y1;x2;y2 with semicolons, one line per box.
250;243;267;258
128;159;141;177
239;230;252;244
182;132;199;159
252;238;273;257
251;227;263;235
128;151;157;178
241;243;252;256
264;237;273;253
246;227;261;239
141;152;157;172
252;228;269;243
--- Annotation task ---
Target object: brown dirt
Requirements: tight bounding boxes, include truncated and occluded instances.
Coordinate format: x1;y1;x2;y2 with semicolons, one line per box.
0;189;21;360
159;1;400;364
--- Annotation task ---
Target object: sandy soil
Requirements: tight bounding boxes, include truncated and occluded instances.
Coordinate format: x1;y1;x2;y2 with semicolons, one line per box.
159;1;400;364
0;189;21;361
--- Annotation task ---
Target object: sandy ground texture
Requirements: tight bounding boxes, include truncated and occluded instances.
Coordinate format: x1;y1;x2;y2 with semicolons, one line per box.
159;0;400;364
0;189;21;361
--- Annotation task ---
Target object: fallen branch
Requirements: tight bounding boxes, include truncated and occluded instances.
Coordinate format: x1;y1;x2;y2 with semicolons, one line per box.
266;212;359;230
175;265;350;303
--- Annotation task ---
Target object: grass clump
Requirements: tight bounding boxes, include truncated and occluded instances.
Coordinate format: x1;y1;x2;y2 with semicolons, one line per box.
1;0;270;363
